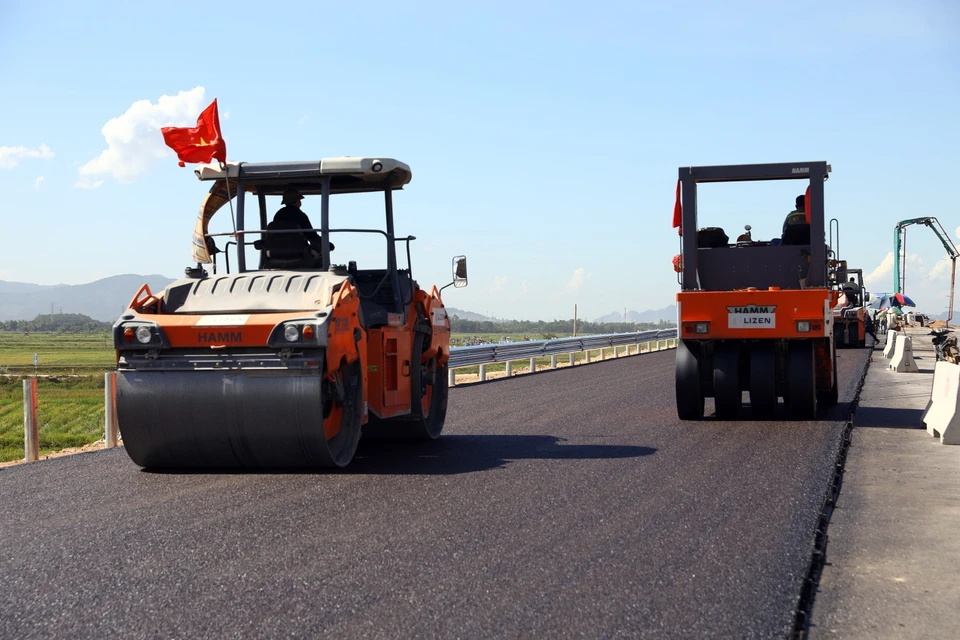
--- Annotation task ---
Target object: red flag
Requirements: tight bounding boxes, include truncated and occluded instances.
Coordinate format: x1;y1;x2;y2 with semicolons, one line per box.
672;179;682;234
161;99;227;167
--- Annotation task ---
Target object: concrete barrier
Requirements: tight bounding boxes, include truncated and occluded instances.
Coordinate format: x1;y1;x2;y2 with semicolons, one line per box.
882;330;898;358
923;360;960;444
889;336;919;373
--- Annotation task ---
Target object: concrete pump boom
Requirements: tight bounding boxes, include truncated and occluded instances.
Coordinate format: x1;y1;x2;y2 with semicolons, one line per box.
894;216;959;321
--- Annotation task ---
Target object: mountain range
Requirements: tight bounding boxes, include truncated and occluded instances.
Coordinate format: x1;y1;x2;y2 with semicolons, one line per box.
595;306;677;324
0;275;176;322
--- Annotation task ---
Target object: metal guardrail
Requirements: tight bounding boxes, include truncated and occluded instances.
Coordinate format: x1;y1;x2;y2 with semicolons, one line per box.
448;329;678;369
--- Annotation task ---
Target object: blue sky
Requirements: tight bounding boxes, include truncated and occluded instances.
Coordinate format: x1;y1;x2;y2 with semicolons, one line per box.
1;0;957;320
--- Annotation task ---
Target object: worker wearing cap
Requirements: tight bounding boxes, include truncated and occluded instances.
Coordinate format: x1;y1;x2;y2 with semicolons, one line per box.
272;187;322;253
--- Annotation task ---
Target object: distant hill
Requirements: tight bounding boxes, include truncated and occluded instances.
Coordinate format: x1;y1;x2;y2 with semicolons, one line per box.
596;305;676;324
445;307;492;322
0;275;176;322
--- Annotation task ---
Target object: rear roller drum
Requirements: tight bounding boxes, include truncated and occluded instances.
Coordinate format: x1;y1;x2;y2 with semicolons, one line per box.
713;342;742;420
676;340;704;420
749;343;778;418
786;341;817;419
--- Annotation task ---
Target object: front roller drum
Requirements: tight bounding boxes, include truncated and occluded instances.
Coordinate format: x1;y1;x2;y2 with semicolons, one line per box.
676;340;704;420
117;357;363;470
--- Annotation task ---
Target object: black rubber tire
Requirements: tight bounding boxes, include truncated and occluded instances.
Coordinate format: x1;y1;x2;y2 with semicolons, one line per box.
408;331;449;440
713;342;741;420
676;340;704;420
749;343;778;418
819;347;840;406
786;341;817;419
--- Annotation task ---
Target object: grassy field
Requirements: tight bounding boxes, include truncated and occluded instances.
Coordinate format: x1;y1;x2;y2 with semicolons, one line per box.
0;332;115;374
0;376;106;463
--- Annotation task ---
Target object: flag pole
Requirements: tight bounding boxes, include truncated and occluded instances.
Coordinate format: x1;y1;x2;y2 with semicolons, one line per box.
219;161;238;237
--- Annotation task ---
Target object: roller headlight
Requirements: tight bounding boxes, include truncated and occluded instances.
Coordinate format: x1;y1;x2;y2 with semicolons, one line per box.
284;324;300;342
797;321;811;332
135;326;153;344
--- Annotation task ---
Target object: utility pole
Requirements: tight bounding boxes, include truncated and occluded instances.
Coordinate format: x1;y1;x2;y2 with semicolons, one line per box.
574;304;578;337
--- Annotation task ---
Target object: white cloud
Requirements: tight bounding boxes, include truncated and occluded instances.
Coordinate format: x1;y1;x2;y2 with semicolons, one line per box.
556;268;592;297
0;143;54;169
929;258;953;282
955;226;960;242
74;178;104;190
488;275;509;294
864;252;924;293
32;176;45;190
77;86;209;184
297;114;310;125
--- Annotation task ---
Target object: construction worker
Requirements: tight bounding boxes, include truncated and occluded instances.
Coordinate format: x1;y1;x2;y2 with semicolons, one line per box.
272;188;322;252
782;194;806;235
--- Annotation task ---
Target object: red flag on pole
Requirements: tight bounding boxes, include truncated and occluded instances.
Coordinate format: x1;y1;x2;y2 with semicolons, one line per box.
161;99;227;167
672;179;682;234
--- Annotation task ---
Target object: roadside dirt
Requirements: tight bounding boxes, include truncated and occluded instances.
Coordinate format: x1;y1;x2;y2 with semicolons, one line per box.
0;439;123;469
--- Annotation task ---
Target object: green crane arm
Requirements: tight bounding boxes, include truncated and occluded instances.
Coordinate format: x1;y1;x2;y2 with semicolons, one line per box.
893;217;959;293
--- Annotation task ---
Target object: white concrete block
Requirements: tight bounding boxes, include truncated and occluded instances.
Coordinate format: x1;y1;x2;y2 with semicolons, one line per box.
883;330;898;359
889;336;919;373
923;361;960;444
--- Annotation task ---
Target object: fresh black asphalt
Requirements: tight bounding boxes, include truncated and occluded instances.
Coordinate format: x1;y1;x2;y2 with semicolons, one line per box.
0;348;870;639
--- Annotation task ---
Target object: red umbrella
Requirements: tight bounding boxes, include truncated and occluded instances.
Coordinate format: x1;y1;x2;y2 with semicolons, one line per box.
893;293;916;307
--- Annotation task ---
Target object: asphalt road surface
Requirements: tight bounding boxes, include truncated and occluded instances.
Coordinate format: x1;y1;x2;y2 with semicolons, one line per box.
0;348;870;639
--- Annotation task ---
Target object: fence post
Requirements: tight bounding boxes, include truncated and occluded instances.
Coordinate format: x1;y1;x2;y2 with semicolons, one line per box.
505;361;512;377
105;372;119;448
23;379;38;462
479;364;487;381
550;355;557;369
569;353;575;366
585;350;591;363
448;368;456;387
529;357;536;373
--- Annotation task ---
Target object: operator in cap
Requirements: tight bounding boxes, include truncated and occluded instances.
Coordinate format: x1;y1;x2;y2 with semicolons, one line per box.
271;187;333;257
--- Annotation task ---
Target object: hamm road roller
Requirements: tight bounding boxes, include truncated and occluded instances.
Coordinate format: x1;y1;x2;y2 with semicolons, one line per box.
832;266;868;349
113;157;468;469
674;161;839;420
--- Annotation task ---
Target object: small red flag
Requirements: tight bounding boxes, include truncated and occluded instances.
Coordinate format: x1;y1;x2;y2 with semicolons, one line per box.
161;99;227;167
672;179;682;234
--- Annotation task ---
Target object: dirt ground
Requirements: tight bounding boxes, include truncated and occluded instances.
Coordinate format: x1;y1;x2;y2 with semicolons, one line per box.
0;438;123;469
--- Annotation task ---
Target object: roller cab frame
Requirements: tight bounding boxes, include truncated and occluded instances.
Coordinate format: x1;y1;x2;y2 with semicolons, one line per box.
113;157;469;469
675;161;838;420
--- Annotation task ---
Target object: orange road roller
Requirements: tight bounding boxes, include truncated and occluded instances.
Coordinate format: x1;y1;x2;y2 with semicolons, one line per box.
113;157;468;469
673;161;840;420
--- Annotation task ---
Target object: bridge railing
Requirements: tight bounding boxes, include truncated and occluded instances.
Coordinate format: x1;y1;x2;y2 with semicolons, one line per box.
447;329;678;385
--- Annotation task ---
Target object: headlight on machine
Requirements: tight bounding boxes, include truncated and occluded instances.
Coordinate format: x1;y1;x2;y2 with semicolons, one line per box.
796;321;812;333
269;320;325;348
115;321;168;349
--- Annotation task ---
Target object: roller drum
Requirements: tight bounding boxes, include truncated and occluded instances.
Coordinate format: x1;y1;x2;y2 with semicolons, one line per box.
117;369;334;469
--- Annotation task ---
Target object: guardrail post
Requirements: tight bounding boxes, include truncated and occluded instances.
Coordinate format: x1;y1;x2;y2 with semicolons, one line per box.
569;353;575;366
550;355;557;369
449;368;456;387
23;379;38;462
105;372;119;448
585;350;591;363
505;361;512;377
529;357;536;373
600;348;605;360
479;364;487;381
